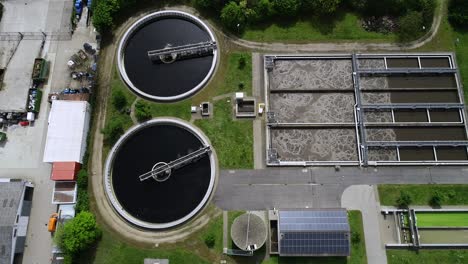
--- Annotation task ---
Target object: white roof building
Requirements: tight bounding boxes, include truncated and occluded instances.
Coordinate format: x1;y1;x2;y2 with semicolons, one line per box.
43;100;91;164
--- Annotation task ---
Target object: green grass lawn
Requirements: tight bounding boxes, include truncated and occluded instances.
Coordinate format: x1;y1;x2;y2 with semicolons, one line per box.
454;30;468;102
107;52;254;169
416;212;468;227
378;185;468;206
262;211;366;264
199;212;224;253
387;250;468;264
81;229;211;264
195;100;253;169
148;99;192;121
242;13;397;43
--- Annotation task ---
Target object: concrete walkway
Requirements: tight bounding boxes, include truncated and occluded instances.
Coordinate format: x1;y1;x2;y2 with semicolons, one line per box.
130;98;139;125
342;185;388;264
172;1;444;52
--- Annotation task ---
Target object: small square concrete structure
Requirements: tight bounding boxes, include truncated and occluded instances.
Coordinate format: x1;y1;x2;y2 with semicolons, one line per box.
200;102;210;116
235;92;256;118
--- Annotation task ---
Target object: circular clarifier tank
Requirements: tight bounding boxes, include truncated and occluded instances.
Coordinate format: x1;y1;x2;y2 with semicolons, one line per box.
104;118;216;229
117;10;218;102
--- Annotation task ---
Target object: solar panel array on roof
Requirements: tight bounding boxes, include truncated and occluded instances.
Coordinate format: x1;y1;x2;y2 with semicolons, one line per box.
278;209;350;257
279;210;350;232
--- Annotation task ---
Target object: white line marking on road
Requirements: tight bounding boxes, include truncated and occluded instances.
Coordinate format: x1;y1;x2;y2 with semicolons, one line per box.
233;183;319;186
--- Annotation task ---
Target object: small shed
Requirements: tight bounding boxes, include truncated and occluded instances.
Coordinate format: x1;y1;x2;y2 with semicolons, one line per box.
51;162;81;181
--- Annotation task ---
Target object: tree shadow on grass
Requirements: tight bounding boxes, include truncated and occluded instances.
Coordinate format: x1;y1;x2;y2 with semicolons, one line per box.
304;11;347;36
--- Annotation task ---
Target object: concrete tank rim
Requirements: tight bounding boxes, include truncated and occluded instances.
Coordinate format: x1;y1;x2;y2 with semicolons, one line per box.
230;213;267;250
117;10;218;102
103;117;217;229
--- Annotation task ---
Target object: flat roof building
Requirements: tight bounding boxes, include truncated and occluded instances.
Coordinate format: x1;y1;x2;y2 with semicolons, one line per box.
43;100;91;164
277;209;350;257
0;179;34;264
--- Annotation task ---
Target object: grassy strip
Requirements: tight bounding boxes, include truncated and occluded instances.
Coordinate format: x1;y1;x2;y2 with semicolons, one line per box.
262;210;366;264
89;229;211;264
454;30;468;102
378;185;468;206
195;100;253;169
387;250;468;264
149;100;191;121
227;211;244;249
241;12;397;43
416;212;468;227
199;213;224;253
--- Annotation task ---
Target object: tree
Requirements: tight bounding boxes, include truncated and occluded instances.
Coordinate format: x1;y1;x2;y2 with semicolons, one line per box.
112;89;127;110
396;190;412;208
254;0;274;21
92;0;121;32
193;0;227;12
272;0;300;17
398;11;423;42
102;116;125;144
303;0;342;14
220;1;246;31
58;211;101;255
134;100;152;122
448;0;468;28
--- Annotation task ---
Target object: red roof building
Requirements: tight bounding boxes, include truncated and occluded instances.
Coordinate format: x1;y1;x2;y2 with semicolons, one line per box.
50;162;81;181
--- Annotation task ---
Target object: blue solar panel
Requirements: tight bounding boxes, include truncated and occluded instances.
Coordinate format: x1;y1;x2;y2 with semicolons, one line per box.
279;210;350;232
278;210;351;256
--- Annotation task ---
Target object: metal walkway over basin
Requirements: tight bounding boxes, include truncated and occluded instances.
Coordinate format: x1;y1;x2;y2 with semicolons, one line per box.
147;41;216;63
139;146;211;182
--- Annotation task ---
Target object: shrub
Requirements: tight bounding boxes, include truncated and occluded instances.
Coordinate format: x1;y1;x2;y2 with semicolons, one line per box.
112;89;127;110
429;191;443;208
76;169;88;190
238;56;246;69
351;231;361;243
396;190;412;208
75;191;89;213
134;100;152;122
203;233;215;248
57;211;101;255
102;116;125;144
448;0;468;28
398;11;424;42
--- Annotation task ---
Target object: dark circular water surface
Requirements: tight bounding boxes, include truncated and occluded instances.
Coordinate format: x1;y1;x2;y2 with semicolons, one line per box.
111;123;212;224
123;17;214;99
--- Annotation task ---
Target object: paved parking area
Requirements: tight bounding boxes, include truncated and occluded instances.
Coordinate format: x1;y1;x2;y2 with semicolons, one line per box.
0;3;94;263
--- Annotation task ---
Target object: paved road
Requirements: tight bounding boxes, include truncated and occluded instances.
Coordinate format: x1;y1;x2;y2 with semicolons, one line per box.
214;166;468;210
342;185;388;264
